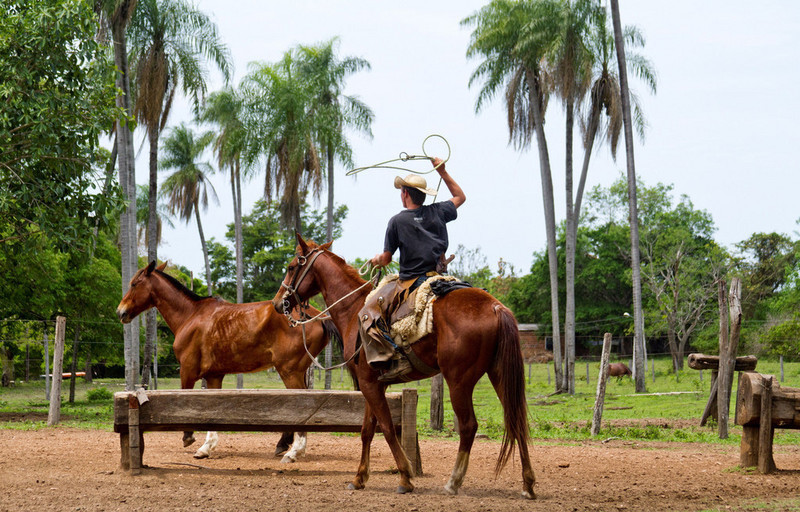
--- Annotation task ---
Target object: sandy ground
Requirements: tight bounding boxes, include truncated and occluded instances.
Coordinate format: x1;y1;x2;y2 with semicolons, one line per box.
1;427;799;511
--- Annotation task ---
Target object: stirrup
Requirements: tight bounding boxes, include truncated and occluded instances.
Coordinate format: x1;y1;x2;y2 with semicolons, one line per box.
377;357;413;383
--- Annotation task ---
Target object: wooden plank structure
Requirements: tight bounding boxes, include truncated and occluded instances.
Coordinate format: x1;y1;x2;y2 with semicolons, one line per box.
735;372;800;473
114;388;421;475
687;353;757;427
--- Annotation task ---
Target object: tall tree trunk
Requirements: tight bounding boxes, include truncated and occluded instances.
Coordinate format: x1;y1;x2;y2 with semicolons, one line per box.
142;128;159;388
564;97;576;395
68;324;81;403
611;0;646;392
527;70;563;392
195;203;213;296
112;12;139;391
324;146;334;390
233;162;244;304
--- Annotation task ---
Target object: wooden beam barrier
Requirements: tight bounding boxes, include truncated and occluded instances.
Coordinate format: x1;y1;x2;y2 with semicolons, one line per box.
688;353;757;427
114;389;421;475
735;372;800;473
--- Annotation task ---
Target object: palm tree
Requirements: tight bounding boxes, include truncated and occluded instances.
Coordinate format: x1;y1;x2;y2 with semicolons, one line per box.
544;0;595;394
241;51;322;233
295;38;374;389
610;0;646;392
462;0;566;391
127;0;230;383
160;124;218;295
295;37;374;243
200;89;247;305
94;0;140;390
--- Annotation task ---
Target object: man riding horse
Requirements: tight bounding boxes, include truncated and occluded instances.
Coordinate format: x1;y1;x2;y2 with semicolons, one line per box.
361;157;466;382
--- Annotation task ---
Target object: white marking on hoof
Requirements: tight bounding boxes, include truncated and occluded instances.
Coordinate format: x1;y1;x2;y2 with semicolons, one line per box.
521;490;535;500
280;453;297;464
444;483;458;496
193;450;209;459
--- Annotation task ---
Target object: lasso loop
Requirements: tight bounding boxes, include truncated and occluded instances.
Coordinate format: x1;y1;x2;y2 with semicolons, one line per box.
346;134;451;176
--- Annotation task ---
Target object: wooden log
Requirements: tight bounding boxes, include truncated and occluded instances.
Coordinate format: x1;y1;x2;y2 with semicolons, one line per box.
591;333;613;436
735;372;800;428
687;353;757;372
402;388;422;476
114;389;405;433
47;317;66;426
740;424;759;468
757;375;776;474
128;394;141;475
699;371;718;427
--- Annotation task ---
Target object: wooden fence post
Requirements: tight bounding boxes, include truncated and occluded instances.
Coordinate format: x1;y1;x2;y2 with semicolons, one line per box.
430;373;444;431
47;316;66;426
757;375;776;474
591;333;613;436
718;278;742;439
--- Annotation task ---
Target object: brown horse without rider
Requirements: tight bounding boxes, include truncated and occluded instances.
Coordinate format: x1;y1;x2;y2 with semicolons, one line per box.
275;236;535;499
116;261;338;462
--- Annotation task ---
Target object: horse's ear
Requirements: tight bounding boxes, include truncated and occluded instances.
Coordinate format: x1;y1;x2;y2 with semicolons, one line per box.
156;261;168;272
295;232;309;254
145;261;156;275
320;241;333;251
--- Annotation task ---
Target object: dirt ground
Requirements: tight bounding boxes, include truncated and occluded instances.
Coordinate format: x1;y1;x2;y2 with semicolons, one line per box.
1;427;799;512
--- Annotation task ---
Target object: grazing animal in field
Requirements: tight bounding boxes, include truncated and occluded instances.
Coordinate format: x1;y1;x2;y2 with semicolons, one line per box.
275;235;535;499
608;362;632;380
116;261;339;462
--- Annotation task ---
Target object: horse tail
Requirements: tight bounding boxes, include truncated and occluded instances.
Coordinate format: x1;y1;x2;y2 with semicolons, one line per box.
493;304;531;476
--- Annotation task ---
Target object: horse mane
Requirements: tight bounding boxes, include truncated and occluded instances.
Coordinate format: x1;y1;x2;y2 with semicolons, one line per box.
155;269;211;302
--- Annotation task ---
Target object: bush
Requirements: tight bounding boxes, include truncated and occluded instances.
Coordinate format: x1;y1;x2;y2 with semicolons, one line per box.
86;387;113;401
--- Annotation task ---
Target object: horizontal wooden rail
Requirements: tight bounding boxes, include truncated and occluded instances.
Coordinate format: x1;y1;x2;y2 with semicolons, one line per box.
114;389;420;475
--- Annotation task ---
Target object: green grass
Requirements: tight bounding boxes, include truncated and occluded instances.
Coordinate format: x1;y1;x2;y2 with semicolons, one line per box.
2;357;799;446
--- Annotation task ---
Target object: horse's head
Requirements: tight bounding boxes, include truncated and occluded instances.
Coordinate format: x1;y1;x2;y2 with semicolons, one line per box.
273;233;332;314
116;261;167;323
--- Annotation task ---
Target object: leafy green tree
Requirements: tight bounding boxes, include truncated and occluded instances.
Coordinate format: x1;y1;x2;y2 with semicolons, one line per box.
734;232;797;319
586;178;728;371
209;200;347;302
0;0;121;248
160;124;218;294
463;0;565;390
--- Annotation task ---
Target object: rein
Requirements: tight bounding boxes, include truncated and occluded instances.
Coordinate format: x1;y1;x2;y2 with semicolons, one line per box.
279;248;380;372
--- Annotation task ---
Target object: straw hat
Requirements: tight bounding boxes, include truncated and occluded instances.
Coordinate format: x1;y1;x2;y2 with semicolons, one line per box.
393;174;437;195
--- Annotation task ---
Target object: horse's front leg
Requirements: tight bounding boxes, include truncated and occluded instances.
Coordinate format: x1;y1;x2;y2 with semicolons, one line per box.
179;373;199;447
359;380;415;494
348;401;377;490
280;432;307;463
194;431;219;459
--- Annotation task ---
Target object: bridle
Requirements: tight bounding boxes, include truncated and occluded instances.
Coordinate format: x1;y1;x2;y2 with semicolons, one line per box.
278;247;378;371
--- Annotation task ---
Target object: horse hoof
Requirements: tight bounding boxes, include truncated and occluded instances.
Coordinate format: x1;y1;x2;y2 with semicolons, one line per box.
193;451;209;459
346;483;363;491
274;447;288;457
444;484;458;496
280;454;296;464
183;437;196;448
521;490;536;500
396;485;413;494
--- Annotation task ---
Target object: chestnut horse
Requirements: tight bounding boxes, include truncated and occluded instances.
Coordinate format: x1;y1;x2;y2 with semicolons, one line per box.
274;236;535;499
116;261;338;463
608;362;632;379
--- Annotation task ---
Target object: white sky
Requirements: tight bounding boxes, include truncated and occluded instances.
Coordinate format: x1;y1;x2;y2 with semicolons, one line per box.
142;0;800;278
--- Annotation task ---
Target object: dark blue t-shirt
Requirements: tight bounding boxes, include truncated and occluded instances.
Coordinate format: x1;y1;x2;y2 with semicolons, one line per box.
383;201;458;280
